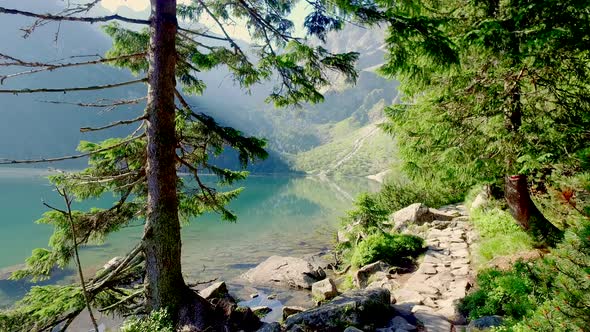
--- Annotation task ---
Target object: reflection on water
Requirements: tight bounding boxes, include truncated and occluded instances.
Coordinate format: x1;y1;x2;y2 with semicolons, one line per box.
0;168;379;307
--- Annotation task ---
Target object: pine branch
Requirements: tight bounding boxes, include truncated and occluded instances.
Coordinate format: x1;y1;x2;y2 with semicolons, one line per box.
194;0;246;57
0;52;146;84
178;27;230;42
0;78;147;94
80;114;147;132
0;6;150;25
0;133;145;164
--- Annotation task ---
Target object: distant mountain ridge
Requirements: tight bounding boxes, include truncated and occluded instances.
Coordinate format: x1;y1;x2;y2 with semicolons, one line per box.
0;1;397;175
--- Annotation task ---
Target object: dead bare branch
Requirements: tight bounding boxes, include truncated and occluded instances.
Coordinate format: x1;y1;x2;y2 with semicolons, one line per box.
80;114;147;132
0;6;151;25
0;52;146;84
0;78;147;94
39;97;146;108
0;133;145;164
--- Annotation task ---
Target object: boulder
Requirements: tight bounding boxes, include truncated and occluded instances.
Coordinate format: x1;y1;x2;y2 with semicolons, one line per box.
285;288;391;331
199;281;229;300
312;278;339;302
343;327;364;332
388;316;416;331
302;252;332;271
392;204;459;231
282;306;307;320
257;322;282;332
428;208;456;221
354;261;391;288
243;256;326;289
467;316;504;331
414;311;451;332
366;276;399;294
392;203;431;231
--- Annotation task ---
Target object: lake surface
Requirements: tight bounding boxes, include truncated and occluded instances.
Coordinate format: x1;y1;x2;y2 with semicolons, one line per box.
0;167;379;309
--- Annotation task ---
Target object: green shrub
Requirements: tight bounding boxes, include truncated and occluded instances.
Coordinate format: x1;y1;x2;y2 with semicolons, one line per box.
514;219;590;331
459;261;552;321
470;208;534;265
120;309;174;332
377;177;465;212
350;233;424;268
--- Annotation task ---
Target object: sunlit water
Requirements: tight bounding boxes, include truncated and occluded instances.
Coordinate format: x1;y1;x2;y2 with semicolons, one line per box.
0;168;379;315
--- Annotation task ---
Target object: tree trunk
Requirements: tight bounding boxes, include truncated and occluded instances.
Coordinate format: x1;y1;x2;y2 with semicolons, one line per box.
142;0;214;328
502;61;562;247
505;175;563;246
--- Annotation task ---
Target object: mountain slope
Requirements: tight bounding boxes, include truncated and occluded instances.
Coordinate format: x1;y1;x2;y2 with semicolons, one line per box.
0;3;396;175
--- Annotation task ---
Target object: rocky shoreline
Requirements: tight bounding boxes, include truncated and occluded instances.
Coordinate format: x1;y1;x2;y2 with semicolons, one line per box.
203;202;484;332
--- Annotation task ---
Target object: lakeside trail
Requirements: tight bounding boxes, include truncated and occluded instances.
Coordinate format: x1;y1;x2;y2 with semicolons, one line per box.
390;204;475;331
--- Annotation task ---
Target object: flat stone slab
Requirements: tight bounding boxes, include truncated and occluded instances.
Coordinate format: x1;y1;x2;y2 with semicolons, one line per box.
389;316;417;331
420;264;438;275
414;310;452;332
407;283;439;296
393;289;425;304
451;249;469;259
452;266;469;277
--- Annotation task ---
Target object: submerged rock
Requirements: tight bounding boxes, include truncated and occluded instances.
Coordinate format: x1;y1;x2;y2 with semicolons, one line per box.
285;288;391;331
243;256;326;289
251;306;272;317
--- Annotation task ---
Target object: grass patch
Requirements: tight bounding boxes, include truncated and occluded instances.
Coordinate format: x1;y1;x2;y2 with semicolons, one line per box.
470;207;534;267
459;261;552;322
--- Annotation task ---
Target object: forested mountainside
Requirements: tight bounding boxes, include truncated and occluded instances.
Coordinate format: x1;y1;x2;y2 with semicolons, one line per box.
0;0;397;174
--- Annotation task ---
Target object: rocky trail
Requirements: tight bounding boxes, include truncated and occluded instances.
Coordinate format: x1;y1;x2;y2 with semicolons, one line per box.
390;204;476;331
237;203;480;332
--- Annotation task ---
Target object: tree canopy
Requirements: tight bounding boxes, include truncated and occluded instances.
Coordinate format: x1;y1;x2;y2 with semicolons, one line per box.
0;0;361;330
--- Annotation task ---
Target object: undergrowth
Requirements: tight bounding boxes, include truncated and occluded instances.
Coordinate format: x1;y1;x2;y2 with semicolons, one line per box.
120;308;174;332
349;233;424;268
470;207;534;266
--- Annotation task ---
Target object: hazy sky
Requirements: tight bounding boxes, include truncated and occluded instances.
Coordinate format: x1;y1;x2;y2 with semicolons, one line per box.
99;0;309;41
101;0;190;12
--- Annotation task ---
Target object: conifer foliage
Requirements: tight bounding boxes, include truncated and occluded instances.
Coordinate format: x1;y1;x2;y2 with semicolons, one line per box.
372;0;590;245
0;0;359;330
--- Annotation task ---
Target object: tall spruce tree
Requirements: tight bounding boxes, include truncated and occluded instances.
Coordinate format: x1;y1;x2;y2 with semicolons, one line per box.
0;0;359;330
365;0;590;245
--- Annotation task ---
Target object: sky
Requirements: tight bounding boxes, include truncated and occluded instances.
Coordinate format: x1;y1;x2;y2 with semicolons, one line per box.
101;0;190;12
99;0;310;42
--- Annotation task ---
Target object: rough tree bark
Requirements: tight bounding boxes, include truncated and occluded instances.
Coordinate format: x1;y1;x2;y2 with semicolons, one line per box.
505;175;563;246
142;0;214;328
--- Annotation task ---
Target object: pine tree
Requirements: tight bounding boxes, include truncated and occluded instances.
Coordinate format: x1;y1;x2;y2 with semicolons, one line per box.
368;0;590;245
0;0;359;330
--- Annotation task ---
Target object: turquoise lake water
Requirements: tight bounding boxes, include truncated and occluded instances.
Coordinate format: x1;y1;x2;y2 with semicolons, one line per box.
0;167;379;308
